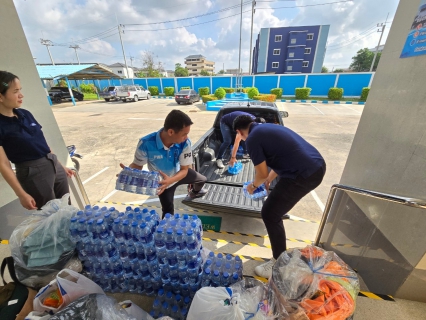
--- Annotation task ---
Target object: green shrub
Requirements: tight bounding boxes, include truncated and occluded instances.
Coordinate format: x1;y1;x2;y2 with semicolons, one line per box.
247;87;260;99
270;88;283;99
295;87;312;99
57;79;68;87
148;86;159;96
328;88;344;100
202;94;218;103
252;94;277;102
214;87;226;99
164;87;175;96
79;83;96;94
198;87;210;96
223;87;235;94
360;87;370;101
180;86;191;91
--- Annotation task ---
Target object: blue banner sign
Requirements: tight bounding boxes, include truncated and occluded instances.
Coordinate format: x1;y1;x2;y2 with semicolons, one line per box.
401;0;426;58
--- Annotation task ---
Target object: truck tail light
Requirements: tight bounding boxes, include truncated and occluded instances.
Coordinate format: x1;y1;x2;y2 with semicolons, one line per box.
127;92;130;96
185;95;189;99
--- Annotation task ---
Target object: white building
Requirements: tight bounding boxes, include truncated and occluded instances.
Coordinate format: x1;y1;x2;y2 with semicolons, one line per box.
108;62;134;78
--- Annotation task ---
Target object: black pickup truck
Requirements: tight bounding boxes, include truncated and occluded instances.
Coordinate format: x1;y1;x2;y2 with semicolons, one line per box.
48;87;84;103
182;102;288;217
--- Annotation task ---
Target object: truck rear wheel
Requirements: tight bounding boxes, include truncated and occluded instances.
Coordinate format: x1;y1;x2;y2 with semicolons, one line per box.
104;98;110;102
54;96;61;103
134;95;138;102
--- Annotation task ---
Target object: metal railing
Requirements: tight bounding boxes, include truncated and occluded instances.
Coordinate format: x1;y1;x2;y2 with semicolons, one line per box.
68;168;90;210
315;184;426;245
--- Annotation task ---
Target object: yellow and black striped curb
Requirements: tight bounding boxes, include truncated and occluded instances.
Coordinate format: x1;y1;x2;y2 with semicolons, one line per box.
1;240;8;245
206;229;269;239
243;276;395;302
99;201;215;215
203;236;313;248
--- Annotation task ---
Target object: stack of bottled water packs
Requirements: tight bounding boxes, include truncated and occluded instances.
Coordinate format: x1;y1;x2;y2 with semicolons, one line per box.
243;181;268;200
228;161;243;175
116;167;161;196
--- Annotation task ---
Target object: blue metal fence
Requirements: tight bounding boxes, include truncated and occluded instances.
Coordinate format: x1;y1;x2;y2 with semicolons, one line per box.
70;73;373;97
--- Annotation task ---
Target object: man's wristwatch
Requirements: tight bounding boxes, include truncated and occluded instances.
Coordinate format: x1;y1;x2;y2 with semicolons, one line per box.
251;182;258;189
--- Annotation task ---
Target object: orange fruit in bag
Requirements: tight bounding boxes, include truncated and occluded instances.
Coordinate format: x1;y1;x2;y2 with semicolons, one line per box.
43;288;63;308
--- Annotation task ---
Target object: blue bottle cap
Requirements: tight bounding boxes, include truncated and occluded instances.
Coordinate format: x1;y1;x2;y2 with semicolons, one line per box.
216;261;221;268
170;220;177;227
136;214;142;221
150;210;157;215
97;219;104;225
101;206;108;211
104;212;111;218
223;272;229;278
166;291;172;298
205;268;211;274
186;230;193;236
176;294;181;301
114;218;120;224
77;210;84;215
233;273;239;280
78;218;86;223
225;263;231;269
183;214;189;220
153;299;160;307
174;213;180;219
118;212;125;217
122;219;129;226
235;256;241;262
191;222;197;228
217;253;223;259
139;222;147;229
142;208;149;213
132;221;138;227
85;211;92;216
157;227;164;233
126;206;132;211
235;263;241;270
172;305;178;312
84;205;91;209
159;220;166;226
214;270;219;276
87;219;94;225
165;213;171;219
167;228;173;234
162;302;168;308
109;207;116;211
93;206;99;210
158;288;164;295
134;207;140;213
145;216;151;222
193;214;198;220
71;217;77;222
209;252;215;257
176;229;183;236
206;259;212;266
226;254;232;260
181;308;188;315
127;213;134;219
180;221;187;228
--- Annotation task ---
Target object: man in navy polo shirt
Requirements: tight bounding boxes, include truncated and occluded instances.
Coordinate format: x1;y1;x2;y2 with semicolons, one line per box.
233;115;326;278
121;110;207;217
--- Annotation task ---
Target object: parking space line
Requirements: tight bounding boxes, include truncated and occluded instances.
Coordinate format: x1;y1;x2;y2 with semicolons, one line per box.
343;105;362;114
310;190;325;212
100;189;118;202
310;104;325;115
82;167;109;185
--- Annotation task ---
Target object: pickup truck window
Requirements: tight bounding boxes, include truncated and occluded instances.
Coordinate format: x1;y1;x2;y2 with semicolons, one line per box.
106;86;115;91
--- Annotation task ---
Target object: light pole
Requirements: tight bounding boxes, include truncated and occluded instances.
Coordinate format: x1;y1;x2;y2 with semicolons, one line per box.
249;1;256;75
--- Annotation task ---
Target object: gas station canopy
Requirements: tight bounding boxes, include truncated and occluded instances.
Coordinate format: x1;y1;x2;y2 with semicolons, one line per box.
36;64;120;80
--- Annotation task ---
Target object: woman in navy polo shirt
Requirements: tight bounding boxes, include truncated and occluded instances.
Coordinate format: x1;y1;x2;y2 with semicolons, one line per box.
0;71;73;210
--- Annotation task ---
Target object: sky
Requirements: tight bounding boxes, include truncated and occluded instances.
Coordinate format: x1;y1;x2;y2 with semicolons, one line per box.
14;0;401;72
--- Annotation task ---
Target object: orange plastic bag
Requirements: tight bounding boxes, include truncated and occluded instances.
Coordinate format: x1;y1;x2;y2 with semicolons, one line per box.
300;279;354;320
42;288;63;308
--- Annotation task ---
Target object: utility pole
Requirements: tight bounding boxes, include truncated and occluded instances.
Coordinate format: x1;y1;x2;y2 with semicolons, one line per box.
223;62;225;73
69;45;81;64
40;39;55;65
249;0;256;75
130;56;134;69
118;24;130;78
237;0;243;86
370;13;389;72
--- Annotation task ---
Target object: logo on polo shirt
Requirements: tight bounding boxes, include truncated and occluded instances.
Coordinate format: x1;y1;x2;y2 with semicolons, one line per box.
30;123;37;126
183;153;192;159
154;155;163;160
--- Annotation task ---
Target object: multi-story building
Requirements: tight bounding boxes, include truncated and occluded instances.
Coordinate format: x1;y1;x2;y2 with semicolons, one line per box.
184;55;215;76
108;62;134;78
252;25;330;74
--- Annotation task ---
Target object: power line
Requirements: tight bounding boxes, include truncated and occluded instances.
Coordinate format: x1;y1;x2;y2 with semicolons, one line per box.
125;1;253;26
257;0;354;9
52;27;118;46
327;25;377;48
327;31;377;51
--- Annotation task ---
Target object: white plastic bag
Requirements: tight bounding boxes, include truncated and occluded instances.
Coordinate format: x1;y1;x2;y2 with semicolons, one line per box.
187;287;245;320
34;268;105;314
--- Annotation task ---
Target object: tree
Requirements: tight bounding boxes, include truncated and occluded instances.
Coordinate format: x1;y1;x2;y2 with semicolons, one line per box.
349;48;381;72
200;69;211;76
174;63;188;77
140;51;164;77
334;69;345;73
321;66;329;73
218;69;225;74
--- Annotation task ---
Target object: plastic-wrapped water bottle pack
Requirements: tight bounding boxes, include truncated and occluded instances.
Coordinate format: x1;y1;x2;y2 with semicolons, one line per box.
115;167;161;196
228;161;243;175
242;181;268;200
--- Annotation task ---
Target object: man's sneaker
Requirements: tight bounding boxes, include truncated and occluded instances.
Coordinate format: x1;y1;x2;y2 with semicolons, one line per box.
216;159;225;169
254;258;276;279
187;187;208;199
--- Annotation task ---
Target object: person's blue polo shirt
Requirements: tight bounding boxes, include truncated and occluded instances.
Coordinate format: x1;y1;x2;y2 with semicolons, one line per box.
133;128;193;178
246;123;324;179
221;111;255;128
0;108;50;163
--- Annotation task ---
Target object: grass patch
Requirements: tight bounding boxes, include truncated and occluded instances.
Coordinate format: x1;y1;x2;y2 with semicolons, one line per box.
84;93;100;100
295;96;361;102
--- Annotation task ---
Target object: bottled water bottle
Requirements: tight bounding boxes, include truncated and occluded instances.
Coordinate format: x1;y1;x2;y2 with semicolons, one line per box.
103;241;118;260
109;207;119;219
139;222;153;245
223;262;232;276
96;219;111;245
185;230;198;257
144;216;155;233
211;269;221;287
135;170;145;195
112;219;124;244
100;206;108;215
130;221;139;244
127;244;138;263
151;171;161;195
103;212;113;230
128;277;138;294
77;218;90;244
110;277;119;293
228;161;243;175
134;241;146;261
157;288;165;301
154;227;167;267
208;251;215;261
230;272;240;285
92;206;100;216
85;218;96;240
201;268;211;287
161;302;170;316
165;291;174;305
100;277;111;292
125;169;138;193
150;209;160;225
175;294;183;307
216;253;224;264
180;308;188;320
121;220;132;244
83;205;91;213
171;305;180;319
139;259;150;279
204;259;212;271
221;272;230;287
175;229;186;268
69;217;80;243
190;221;201;243
117;274;129;293
122;259;133;278
152;274;163;292
118;243;129;260
225;254;233;266
183;296;191;309
101;261;113;278
111;256;124;276
243;181;267;199
152;299;161;317
165;228;176;253
116;167;130;190
234;262;243;279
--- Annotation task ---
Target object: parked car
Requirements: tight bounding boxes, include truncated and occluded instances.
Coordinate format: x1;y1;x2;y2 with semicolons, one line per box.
48;87;84;103
182;101;288;216
175;89;200;104
117;85;151;102
100;86;122;102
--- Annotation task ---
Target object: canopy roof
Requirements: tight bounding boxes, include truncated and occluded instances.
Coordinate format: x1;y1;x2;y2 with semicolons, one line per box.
37;64;120;80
